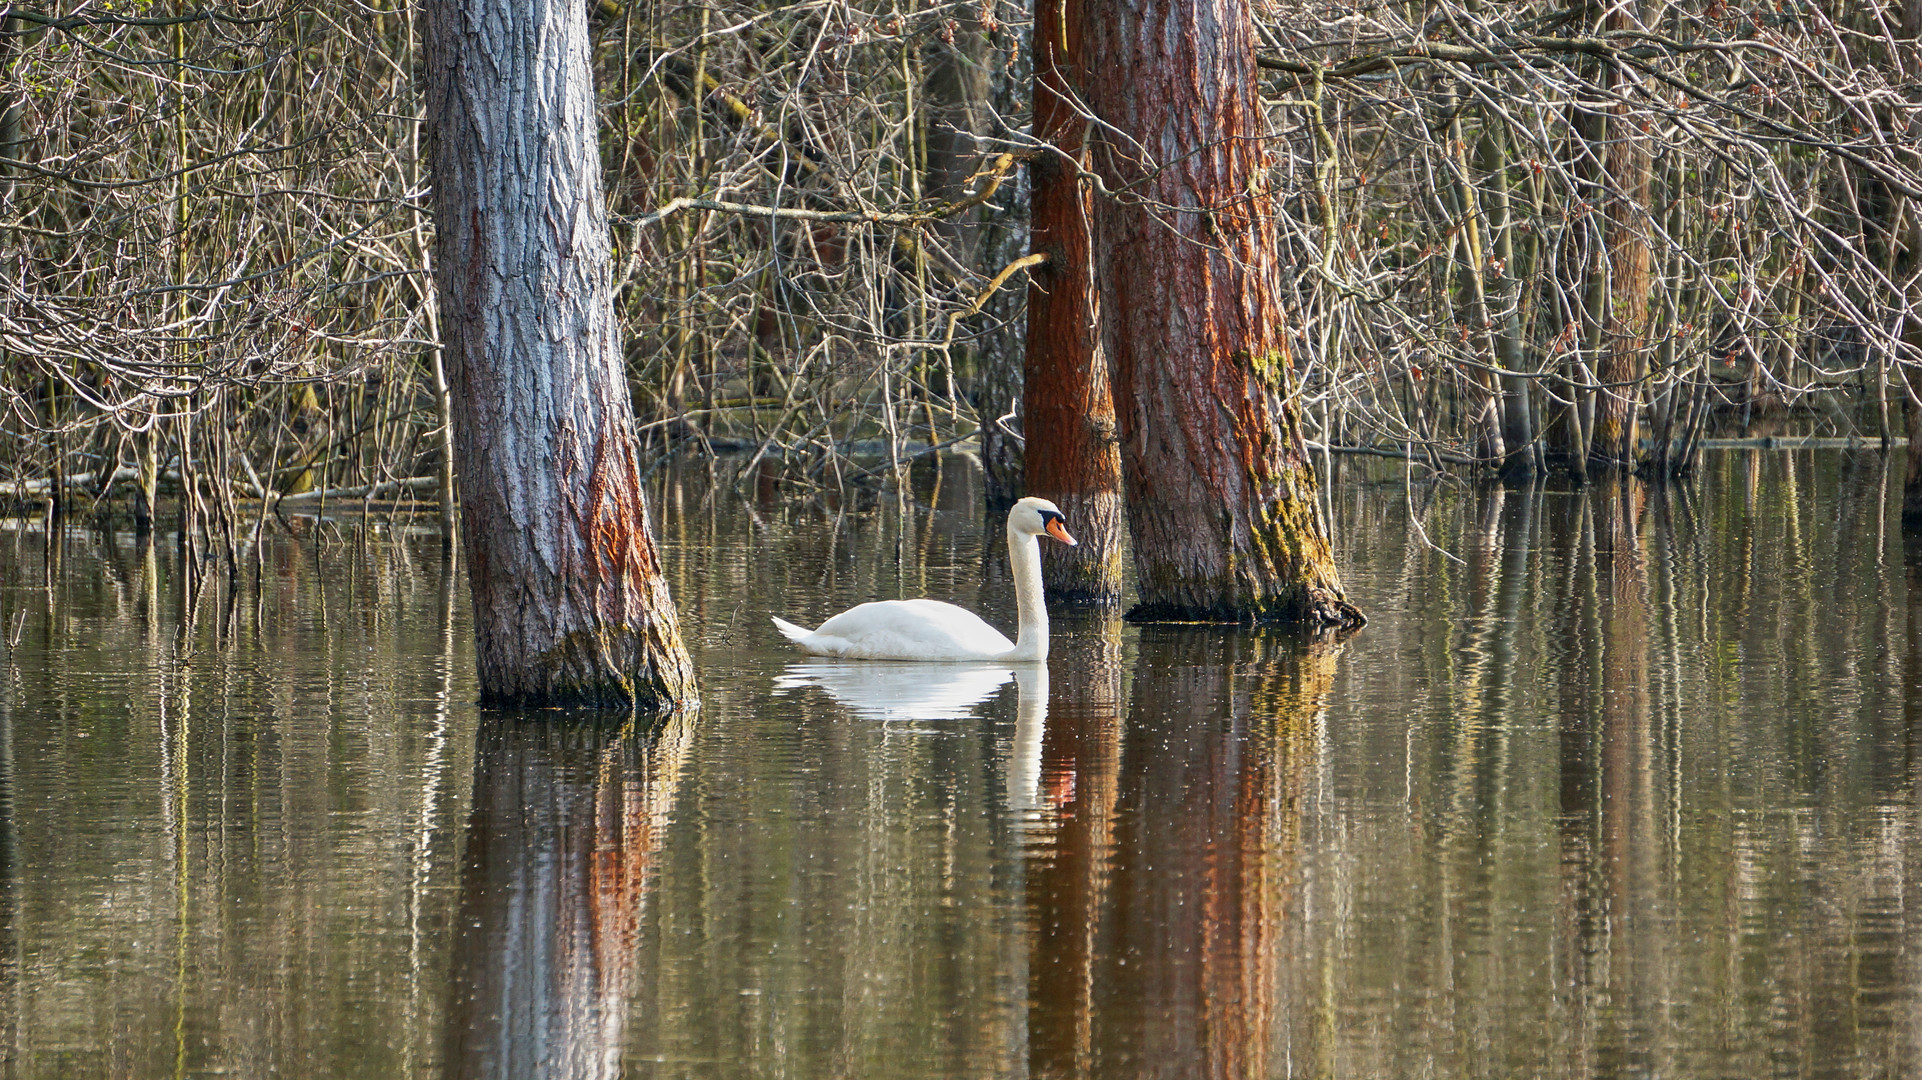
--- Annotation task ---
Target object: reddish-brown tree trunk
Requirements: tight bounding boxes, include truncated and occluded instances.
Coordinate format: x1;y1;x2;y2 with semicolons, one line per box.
1022;0;1126;604
423;0;696;708
1081;0;1361;628
1591;2;1654;471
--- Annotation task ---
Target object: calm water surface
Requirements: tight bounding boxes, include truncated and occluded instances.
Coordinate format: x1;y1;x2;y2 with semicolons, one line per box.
4;450;1920;1078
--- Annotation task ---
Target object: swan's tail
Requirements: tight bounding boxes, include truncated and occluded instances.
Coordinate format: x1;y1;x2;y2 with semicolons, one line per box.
770;616;814;644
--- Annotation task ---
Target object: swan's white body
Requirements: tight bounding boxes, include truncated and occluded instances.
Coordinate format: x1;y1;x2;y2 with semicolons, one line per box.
772;497;1075;662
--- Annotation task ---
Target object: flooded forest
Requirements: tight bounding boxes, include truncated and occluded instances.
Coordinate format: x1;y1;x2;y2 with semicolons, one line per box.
5;0;1919;514
6;0;1922;1077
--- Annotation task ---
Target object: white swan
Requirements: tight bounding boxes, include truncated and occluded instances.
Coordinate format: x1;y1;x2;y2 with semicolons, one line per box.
771;497;1077;661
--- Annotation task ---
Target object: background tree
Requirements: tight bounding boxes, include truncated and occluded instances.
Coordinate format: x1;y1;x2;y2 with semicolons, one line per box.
1893;0;1922;525
422;0;695;708
1022;0;1125;605
1588;0;1657;471
1083;0;1363;628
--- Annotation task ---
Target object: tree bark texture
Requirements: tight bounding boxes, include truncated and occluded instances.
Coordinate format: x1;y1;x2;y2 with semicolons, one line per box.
1023;0;1126;605
1549;98;1602;480
423;0;696;708
1591;2;1654;470
1484;129;1540;477
1081;0;1361;628
1903;274;1922;528
0;12;23;200
1897;0;1922;528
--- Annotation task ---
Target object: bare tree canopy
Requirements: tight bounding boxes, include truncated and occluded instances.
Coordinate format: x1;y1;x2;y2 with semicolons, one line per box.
2;0;1920;550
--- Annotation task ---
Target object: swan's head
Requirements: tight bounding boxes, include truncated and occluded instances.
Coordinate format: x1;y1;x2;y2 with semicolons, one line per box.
1011;497;1077;546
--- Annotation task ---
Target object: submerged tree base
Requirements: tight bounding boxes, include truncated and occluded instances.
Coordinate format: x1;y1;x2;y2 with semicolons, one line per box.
476;627;699;712
1125;588;1366;632
476;684;699;711
1040;491;1127;607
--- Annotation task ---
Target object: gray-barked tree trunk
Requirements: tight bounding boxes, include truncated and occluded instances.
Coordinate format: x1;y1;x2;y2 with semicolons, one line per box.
423;0;696;708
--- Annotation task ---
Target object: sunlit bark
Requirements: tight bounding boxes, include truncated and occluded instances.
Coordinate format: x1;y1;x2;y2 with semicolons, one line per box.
1023;0;1125;604
1081;0;1361;628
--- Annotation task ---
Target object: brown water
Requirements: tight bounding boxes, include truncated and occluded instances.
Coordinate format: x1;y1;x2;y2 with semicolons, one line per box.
3;450;1920;1079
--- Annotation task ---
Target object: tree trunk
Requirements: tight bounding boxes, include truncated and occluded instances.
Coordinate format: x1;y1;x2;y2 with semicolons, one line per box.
1591;2;1654;471
922;15;991;269
1442;88;1506;468
1081;0;1361;629
1549;97;1601;483
1479;122;1540;477
0;11;23;201
1896;0;1922;529
422;0;696;708
1902;270;1922;528
1022;0;1126;605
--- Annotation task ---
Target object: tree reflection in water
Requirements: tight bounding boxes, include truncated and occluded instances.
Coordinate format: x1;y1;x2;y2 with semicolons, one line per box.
444;712;693;1080
1029;620;1341;1079
9;453;1922;1077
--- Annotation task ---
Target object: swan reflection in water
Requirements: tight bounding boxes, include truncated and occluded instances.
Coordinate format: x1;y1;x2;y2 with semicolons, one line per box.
774;661;1050;814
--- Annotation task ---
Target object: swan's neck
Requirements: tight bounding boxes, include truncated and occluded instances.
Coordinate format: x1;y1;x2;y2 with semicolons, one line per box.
1007;526;1048;661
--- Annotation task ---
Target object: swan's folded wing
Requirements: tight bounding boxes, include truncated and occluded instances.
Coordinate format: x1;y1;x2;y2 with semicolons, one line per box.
809;599;1015;660
770;616;814;643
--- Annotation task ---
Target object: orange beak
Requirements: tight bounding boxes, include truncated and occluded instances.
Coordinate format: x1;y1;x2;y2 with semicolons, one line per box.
1045;519;1078;546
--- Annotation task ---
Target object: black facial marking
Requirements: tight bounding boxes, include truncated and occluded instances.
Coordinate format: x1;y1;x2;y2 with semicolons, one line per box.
1039;509;1064;526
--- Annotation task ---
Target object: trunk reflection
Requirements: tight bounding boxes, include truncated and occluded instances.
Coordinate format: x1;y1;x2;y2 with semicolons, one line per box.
1029;623;1340;1078
444;712;693;1080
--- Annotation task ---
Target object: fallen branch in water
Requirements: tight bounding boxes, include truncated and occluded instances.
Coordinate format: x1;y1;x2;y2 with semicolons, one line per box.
0;466;141;498
266;476;441;507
